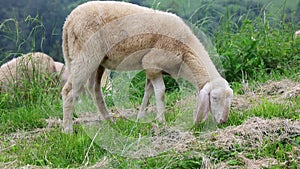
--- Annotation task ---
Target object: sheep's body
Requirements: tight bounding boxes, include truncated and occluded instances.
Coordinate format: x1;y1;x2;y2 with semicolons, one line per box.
62;1;233;132
0;52;56;93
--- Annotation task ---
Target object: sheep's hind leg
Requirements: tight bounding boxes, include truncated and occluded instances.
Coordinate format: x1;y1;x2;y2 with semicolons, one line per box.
62;80;74;133
92;66;111;121
62;73;86;133
86;70;96;98
137;78;154;120
148;72;166;123
63;56;99;133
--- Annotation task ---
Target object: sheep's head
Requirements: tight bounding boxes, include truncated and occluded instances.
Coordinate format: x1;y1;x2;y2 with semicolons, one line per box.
193;78;233;124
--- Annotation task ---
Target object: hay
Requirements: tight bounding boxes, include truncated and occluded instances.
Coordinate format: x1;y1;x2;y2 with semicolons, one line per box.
138;126;197;156
200;117;300;168
232;79;300;111
258;79;300;98
201;117;300;149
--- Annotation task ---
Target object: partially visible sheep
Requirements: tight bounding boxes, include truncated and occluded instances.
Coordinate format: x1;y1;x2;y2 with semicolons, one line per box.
62;1;233;133
294;30;300;39
0;52;57;93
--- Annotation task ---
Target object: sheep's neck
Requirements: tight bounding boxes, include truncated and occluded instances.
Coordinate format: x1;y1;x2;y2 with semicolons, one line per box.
181;51;221;90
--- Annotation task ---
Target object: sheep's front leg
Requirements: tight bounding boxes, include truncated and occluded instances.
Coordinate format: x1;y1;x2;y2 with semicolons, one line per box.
92;66;111;120
137;78;154;120
149;73;166;123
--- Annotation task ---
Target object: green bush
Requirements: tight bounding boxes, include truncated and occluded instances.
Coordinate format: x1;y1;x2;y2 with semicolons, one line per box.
213;11;300;82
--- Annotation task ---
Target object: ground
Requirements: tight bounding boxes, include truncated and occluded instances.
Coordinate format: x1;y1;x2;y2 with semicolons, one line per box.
0;79;300;168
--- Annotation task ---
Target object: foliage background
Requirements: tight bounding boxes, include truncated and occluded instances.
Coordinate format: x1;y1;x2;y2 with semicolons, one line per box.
0;0;300;82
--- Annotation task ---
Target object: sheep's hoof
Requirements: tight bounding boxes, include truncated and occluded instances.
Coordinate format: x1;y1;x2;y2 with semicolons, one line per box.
99;113;116;124
63;127;73;134
156;116;166;124
106;115;116;124
137;112;146;120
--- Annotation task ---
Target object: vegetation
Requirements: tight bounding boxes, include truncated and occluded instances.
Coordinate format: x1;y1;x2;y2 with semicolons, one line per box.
0;0;300;168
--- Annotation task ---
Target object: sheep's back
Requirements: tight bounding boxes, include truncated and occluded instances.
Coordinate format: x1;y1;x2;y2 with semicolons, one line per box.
63;1;157;61
63;1;221;86
0;52;57;92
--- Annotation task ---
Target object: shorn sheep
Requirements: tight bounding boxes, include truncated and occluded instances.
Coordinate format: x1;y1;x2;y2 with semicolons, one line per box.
0;52;57;93
62;1;233;133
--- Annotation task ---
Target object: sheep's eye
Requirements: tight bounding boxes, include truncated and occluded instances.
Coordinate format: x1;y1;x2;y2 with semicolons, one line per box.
211;96;218;101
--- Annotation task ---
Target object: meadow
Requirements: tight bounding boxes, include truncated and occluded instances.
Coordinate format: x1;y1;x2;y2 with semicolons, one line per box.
0;0;300;168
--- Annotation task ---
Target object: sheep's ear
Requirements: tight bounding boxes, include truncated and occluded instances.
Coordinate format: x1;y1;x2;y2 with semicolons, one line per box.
193;83;211;124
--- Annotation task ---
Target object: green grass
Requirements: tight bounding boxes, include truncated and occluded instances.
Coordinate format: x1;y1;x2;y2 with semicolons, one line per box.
0;127;106;168
224;98;300;127
205;137;300;168
1;76;299;168
0;104;60;134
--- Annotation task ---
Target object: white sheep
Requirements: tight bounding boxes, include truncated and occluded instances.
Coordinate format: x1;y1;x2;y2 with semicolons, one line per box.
0;52;57;93
294;30;300;38
62;1;233;133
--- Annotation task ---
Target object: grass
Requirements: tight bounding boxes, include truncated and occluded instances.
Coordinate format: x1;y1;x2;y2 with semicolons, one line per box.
0;127;106;168
0;73;299;168
224;98;300;127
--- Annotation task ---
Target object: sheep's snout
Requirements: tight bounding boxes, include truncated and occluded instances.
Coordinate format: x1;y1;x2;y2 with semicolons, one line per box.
216;116;227;124
212;112;225;124
210;87;233;124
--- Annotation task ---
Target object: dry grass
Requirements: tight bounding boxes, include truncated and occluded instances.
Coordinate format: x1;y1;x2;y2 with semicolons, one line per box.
232;79;300;111
199;117;300;168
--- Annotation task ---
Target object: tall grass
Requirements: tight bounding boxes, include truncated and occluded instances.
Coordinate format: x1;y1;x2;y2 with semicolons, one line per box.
213;1;300;82
0;15;48;64
0;15;62;134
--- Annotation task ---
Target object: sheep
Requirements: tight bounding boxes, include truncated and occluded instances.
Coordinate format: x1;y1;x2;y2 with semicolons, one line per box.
0;52;57;93
62;1;233;133
294;30;300;39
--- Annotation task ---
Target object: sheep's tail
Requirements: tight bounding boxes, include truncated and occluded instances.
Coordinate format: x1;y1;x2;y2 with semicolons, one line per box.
62;25;71;73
